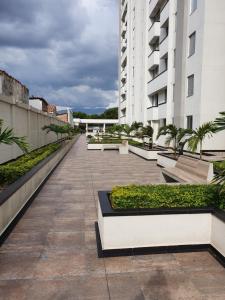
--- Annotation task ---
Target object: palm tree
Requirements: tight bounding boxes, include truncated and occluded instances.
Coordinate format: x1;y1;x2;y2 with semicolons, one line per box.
122;124;132;137
214;111;225;132
157;124;179;156
187;122;216;160
142;125;154;149
42;124;63;140
131;121;143;132
177;128;193;155
157;124;192;157
0;119;29;153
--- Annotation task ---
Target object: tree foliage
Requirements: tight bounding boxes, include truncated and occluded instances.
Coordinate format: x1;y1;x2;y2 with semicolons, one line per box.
0;119;29;153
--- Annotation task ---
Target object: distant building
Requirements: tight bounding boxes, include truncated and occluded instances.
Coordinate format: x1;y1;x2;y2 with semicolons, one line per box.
0;70;29;104
47;104;57;115
57;108;73;126
29;96;48;112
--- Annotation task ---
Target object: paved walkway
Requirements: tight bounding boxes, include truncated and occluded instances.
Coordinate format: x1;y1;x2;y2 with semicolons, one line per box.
0;136;225;300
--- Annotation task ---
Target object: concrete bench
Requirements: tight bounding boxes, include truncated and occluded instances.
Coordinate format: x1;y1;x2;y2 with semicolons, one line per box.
162;156;214;183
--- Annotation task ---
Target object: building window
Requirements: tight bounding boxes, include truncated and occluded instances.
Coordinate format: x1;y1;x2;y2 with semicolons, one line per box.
189;32;196;57
187;115;193;129
164;89;167;103
190;0;197;14
151;94;158;107
159;118;166;128
187;74;194;96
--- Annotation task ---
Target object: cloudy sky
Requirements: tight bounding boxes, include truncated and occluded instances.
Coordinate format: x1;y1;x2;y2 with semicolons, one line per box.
0;0;119;113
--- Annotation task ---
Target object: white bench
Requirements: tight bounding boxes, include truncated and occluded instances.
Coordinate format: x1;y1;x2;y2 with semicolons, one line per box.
162;156;214;183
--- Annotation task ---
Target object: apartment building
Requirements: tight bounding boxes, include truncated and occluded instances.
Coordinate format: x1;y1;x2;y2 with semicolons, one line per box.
119;0;225;150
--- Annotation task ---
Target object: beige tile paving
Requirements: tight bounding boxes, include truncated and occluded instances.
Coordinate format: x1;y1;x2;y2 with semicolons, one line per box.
0;135;225;300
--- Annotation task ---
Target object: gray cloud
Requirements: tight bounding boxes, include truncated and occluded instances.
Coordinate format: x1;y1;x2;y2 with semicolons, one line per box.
0;0;119;112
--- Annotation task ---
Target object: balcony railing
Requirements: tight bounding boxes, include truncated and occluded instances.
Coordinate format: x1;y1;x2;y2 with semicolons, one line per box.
147;69;168;95
148;22;160;45
121;23;127;36
148;50;160;70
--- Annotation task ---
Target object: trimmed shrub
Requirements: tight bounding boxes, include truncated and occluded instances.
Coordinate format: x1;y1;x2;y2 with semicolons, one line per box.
111;184;224;209
128;140;142;147
0;143;60;186
214;160;225;173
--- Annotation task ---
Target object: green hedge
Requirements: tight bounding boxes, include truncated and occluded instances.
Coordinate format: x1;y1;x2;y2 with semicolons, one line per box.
128;140;143;147
0;143;61;186
213;160;225;173
89;138;123;144
111;184;225;209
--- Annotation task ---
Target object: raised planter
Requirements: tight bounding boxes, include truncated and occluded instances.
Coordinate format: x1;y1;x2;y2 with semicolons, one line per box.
96;191;225;267
87;143;120;150
129;145;167;160
0;136;80;242
157;152;177;168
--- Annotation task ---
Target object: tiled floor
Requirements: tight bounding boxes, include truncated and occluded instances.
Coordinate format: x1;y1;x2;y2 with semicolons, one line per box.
0;135;225;300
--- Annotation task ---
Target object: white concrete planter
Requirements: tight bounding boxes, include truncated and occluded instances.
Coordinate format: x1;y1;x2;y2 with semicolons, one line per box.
129;145;166;160
0;136;79;238
96;191;225;266
87;143;120;150
157;153;177;168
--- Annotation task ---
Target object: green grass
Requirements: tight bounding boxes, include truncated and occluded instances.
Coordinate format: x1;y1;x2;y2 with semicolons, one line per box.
111;184;225;209
0;143;61;186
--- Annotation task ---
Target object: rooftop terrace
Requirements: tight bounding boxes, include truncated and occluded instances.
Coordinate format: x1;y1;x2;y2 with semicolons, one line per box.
0;136;225;299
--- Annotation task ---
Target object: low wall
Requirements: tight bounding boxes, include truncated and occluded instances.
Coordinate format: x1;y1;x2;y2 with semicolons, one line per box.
0;136;79;239
0;96;67;164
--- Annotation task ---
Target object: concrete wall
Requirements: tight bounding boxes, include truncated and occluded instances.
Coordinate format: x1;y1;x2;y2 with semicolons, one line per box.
0;96;67;164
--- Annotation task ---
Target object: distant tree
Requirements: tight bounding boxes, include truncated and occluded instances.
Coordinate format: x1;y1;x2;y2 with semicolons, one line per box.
0;119;29;153
101;107;118;119
73;107;118;120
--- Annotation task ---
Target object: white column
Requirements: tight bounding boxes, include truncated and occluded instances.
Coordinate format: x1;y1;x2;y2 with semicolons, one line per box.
103;123;106;132
86;123;88;133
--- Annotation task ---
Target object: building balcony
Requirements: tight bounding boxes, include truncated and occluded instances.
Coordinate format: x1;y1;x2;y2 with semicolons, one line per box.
147;106;159;121
121;23;127;36
120;99;127;111
159;35;168;58
148;51;160;70
121;39;127;52
147;69;168;95
121;68;127;83
160;0;169;26
121;85;127;97
149;0;164;17
148;22;160;45
121;2;127;21
121;49;127;68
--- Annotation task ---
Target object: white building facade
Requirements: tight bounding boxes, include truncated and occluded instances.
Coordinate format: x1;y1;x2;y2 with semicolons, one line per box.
119;0;225;149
